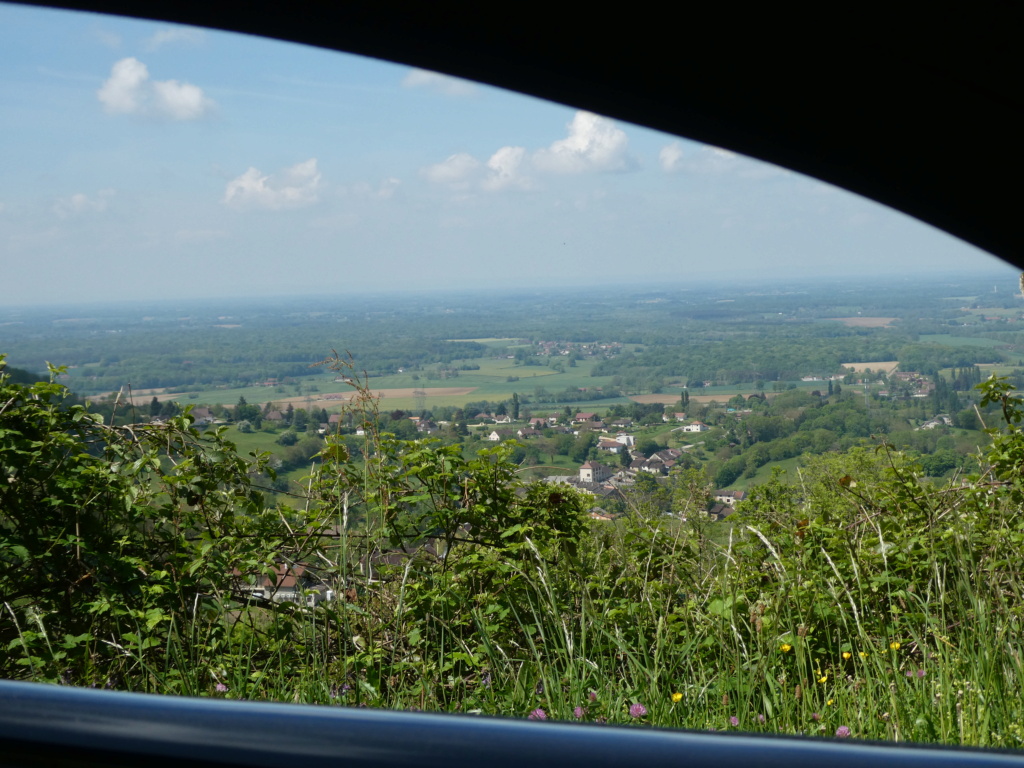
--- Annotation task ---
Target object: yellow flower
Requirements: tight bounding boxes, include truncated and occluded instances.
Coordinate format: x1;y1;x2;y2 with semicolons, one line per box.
859;651;868;658
827;699;834;706
671;692;682;703
890;641;901;651
818;674;828;684
780;643;792;652
842;652;851;660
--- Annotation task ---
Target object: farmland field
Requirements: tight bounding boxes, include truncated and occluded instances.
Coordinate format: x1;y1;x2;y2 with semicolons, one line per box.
841;360;900;374
832;317;897;327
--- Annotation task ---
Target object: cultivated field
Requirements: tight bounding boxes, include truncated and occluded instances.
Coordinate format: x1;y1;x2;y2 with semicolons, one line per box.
841;360;899;374
629;393;743;405
833;317;897;327
271;387;478;407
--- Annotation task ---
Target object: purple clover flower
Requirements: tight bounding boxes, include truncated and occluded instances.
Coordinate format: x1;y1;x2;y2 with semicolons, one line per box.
629;703;647;718
835;725;851;738
757;714;766;724
588;691;597;702
573;706;586;720
528;708;547;721
215;683;228;693
811;712;821;721
729;716;739;727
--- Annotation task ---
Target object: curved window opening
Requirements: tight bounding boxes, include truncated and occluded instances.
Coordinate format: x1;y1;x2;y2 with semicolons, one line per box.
2;2;1023;754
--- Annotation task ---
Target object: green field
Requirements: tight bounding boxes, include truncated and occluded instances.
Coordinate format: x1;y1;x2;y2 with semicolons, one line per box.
161;355;625;413
729;456;804;490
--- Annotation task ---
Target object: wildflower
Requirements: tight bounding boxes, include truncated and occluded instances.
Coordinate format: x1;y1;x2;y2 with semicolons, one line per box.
729;716;739;727
818;673;828;684
780;643;792;652
528;708;547;721
811;713;821;721
629;703;648;718
588;691;598;702
215;683;228;693
917;669;926;678
835;725;851;738
859;651;868;658
573;706;586;720
842;652;851;660
671;692;683;703
827;699;834;706
889;641;901;651
757;714;766;724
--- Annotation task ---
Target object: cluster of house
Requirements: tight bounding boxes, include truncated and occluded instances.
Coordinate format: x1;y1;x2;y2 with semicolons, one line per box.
877;371;936;399
917;414;953;430
482;411;710;444
542;456;746;522
533;340;623;357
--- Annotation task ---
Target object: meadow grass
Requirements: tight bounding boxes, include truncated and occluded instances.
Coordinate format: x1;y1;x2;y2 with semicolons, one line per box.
130;504;1024;749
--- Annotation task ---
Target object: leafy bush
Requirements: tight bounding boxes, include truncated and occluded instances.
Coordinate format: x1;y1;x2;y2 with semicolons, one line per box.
4;355;1024;746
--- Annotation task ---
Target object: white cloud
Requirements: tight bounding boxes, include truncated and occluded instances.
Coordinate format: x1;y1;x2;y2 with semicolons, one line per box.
151;79;211;120
401;68;477;97
97;57;148;114
145;27;205;51
482;146;532;191
54;189;114;219
223;159;322;210
421;112;632;194
532;111;635;174
422;148;533;192
659;141;685;173
658;143;786;179
688;145;786;178
97;57;214;120
421;153;481;188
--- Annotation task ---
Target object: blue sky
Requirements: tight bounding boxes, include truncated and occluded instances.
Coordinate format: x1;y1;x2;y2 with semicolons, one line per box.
0;2;1012;306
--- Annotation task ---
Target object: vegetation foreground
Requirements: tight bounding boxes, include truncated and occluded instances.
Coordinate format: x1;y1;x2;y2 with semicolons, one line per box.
2;354;1024;749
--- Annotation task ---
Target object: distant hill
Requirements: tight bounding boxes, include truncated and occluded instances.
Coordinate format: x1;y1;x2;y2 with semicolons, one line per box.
3;364;40;385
